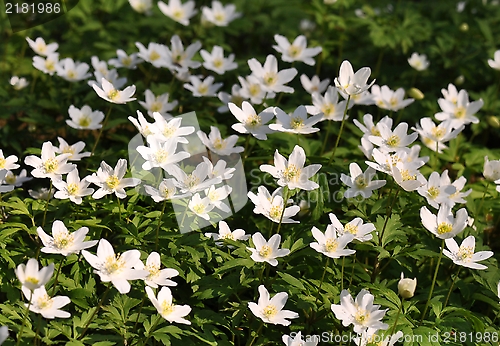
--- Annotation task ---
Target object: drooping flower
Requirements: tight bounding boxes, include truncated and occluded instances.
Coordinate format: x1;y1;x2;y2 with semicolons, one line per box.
53;168;94;204
420;204;468;239
145;286;191;324
272;34;322;66
86;159;141;199
260;145;321;191
82;239;147;294
37;220;97;256
22;286;71;319
398;272;417;299
340;163;386;199
334;60;375;97
135;252;179;288
15;259;54;292
247;232;290;266
248;285;298;326
443;236;493;270
310;225;355;258
483;156;500;182
408;52;430;71
331;289;388;334
487;50;500;70
24;142;75;181
92;78;136;104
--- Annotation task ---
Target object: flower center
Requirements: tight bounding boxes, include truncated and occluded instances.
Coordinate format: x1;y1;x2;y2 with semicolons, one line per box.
259;245;273;258
400;169;416;181
5;172;16;185
431;127;446;139
455;106;466;119
264;72;277;86
385;135;400;148
370;126;380;136
354;308;370;325
208;190;219;201
246;114;262;128
389;97;398;108
321;104;335;116
457;246;474;261
106;175;120;190
172;9;185;20
192;203;206;214
53;232;74;249
213;138;226;150
221;233;235;240
262;304;278;318
249;84;261;97
36;293;53;310
214;12;225;23
344;223;358;235
67;70;76;79
108;89;120;101
290;117;304;129
354;175;368;188
26;276;40;285
269;205;282;220
437;222;453;235
149;50;160;61
288;45;301;58
198;84;209;95
162;125;176;138
146;263;160;279
66;183;79;196
427;186;440;199
45;60;55;72
161;185;175;199
161;300;175;315
43;158;59;174
150;102;163;112
185;175;200;189
104;255;125;275
78;115;91;127
0;158;5;169
325;238;338;252
213;58;224;68
122;56;132;66
37;43;46;54
283;164;301;182
155;149;169;163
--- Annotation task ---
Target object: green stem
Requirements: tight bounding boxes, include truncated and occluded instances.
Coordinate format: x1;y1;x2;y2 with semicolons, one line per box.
442;266;460;311
246;322;263;346
378;188;399;246
133;294;147;331
420;239;445;325
16;292;33;346
42;180;53;228
91;105;113;157
390;298;403;336
275;187;290;234
341;257;345;292
141;315;162;346
314;257;330;306
478;181;490;218
155;201;167;250
321;121;332;155
116;194;122;221
78;283;111;340
50;257;66;295
327;95;351;165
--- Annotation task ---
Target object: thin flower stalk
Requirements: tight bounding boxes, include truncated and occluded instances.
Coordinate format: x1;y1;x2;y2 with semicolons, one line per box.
420;239;445;325
328;95;350;164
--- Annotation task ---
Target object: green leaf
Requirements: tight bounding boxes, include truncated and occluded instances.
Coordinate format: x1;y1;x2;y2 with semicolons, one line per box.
277;271;305;290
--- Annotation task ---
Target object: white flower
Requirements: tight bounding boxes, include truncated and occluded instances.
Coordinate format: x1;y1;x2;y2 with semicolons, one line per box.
248;54;298;93
306;86;352;122
145;286;191;324
56;58;91;82
413;118;463;153
416;171;456;209
282;331;318;346
200;46;238;75
435;89;483;128
150;113;195;143
184;75;222;97
201;1;241;26
37;220;97;256
229;101;275;140
166;161;221;194
217;84;246;113
354;114;392;140
238;75;274;104
487;50;500;70
331;289;388;335
205;221;249;246
483;156;500;182
26;37;58;56
66;105;104;130
188;193;214;220
398;272;417;298
135;252;179;288
0;171;13;193
168;35;202;70
86;159;141;199
272;34;322;66
82;239;147;294
129;110;155;137
443;236;493;270
32;53;59;75
334;60;375;97
22;286;70;319
158;0;197;26
329;213;375;242
247;233;290;266
144;178;190;202
197;126;244;156
139;89;177;118
53;137;91;161
28;187;55;200
260;145;321;191
136;136;190;171
204;185;232;212
310;225;355;258
420;204;468;239
368;122;418;153
53;168;94;204
202;156;235;180
92;78;136;104
371;85;414;112
10;76;29;90
341;163;386;199
247;186;300;224
15;259;54;292
391;162;425;192
0;150;20;170
270;105;322;134
0;326;7;345
300;74;330;94
128;0;152;14
135;42;171;68
439;170;471;208
248;285;298;326
408;52;429;71
108;49;142;69
24;142;75;181
2;169;32;187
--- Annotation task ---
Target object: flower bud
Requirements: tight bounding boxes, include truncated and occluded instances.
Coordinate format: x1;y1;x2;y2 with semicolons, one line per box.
407;87;424;100
483;156;500;182
487;115;500;128
398;272;417;299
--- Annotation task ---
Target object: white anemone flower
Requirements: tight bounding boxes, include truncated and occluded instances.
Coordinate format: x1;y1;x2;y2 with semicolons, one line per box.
334;60;375;97
32;53;59;75
37;220;97;256
300;74;330;94
183;75;222;97
443;236;493;270
22;286;70;319
92;78;136;104
217;84;246;113
66;105;104;130
272;34;322;66
54;137;91;161
247;186;300;224
201;1;241;26
135;42;171;68
368;122;418;153
53;168;94;204
248;54;298;93
144;178;190;202
408;52;430;71
435;89;483;128
260;145;321;191
188;193;214;220
270;105;322;134
329;213;375;242
416;171;456;209
238;75;274;104
197;126;244;156
139;89;177;118
371;85;414;112
248;285;298;326
136;136;190;171
82;239;147;294
420;204;468;239
205;221;249;246
10;76;29;90
483;156;500;182
247;232;290;266
86;159;141;199
150;113;195;144
166;161;221;194
158;0;197;26
15;259;54;292
135;252;179;288
0;150;20;170
306;86;352;122
205;185;232;212
229;101;275;140
26;37;58;56
487;50;500;70
341;163;386;199
108;49;142;69
128;0;153;14
24;142;75;181
3;169;32;188
310;225;355;258
200;45;238;75
145;286;191;324
128;110;155;137
56;58;91;82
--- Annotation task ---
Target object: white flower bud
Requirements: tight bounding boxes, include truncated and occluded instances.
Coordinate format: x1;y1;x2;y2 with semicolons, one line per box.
398;272;417;299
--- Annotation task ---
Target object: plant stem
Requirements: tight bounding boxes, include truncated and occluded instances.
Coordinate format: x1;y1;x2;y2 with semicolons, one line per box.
133;294;147;331
42;180;53;228
50;257;66;295
91;105;113;157
321;121;332;155
275;187;290;234
78;283;111;340
327;95;351;165
141;315;162;346
443;266;460;311
390;298;403;336
478;181;490;218
16;292;33;346
155;201;167;250
314;257;330;306
420;239;445;325
378;188;399;246
247;322;263;346
341;257;345;292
